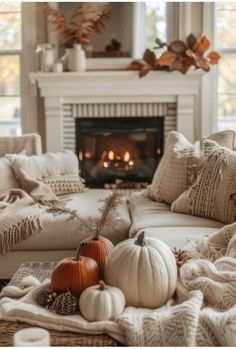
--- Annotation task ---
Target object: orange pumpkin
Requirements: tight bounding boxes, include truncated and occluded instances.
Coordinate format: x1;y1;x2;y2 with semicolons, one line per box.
80;235;113;275
51;247;100;298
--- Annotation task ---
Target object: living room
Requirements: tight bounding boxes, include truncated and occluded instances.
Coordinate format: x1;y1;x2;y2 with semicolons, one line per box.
0;1;235;347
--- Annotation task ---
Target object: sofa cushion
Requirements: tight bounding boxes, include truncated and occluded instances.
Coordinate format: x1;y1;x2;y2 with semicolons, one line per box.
137;227;218;249
8;151;85;195
172;140;236;224
128;191;223;238
148;130;235;205
13;189;131;251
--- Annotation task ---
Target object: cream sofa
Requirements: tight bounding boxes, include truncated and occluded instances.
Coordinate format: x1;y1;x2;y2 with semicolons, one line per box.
0;134;225;278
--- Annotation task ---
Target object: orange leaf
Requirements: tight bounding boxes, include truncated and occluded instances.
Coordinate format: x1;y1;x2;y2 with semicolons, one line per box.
193;36;210;55
139;67;150;78
208;51;221;65
156;51;177;67
126;61;144;71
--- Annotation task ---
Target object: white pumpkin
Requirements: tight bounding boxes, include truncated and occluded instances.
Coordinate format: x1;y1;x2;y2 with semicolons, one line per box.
105;231;177;308
79;280;125;321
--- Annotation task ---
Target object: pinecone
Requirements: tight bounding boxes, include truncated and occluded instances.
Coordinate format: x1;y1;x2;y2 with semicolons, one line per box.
48;291;78;316
172;248;191;269
35;288;57;307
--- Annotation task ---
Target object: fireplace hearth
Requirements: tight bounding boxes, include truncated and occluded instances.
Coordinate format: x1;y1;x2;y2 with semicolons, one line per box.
76;117;164;188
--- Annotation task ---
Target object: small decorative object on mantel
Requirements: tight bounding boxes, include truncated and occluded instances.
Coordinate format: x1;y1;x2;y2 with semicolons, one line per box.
44;3;112;72
127;34;221;77
92;39;129;58
36;43;55;72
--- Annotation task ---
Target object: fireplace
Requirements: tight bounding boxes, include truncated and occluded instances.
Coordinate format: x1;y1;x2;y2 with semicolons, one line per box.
76;117;164;188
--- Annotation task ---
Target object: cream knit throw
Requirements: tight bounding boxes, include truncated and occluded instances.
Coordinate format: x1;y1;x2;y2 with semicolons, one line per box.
0;170;58;254
0;224;236;346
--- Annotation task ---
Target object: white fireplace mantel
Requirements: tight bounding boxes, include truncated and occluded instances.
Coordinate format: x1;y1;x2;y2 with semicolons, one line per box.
30;70;205;151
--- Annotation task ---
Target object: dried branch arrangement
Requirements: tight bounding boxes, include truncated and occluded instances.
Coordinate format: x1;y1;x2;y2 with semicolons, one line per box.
127;34;221;77
44;3;112;48
46;191;126;236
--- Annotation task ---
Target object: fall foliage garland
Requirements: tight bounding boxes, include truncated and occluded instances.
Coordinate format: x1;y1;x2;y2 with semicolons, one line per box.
127;34;221;77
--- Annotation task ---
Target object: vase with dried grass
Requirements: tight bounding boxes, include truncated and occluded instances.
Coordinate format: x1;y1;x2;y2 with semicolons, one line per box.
44;3;112;72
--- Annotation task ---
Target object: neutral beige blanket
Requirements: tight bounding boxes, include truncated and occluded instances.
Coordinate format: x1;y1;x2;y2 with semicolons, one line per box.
0;170;58;254
0;222;236;346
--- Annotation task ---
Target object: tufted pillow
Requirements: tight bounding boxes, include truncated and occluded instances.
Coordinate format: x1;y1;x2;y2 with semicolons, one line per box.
7;151;85;195
0;157;20;195
148;130;236;205
171;140;236;224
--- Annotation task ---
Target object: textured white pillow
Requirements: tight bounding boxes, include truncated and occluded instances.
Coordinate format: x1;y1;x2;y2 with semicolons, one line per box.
0;157;20;195
171;140;236;224
7;151;85;195
148;130;236;205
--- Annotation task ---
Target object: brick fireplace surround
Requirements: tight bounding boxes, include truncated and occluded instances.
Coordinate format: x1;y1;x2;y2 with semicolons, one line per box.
30;70;204;152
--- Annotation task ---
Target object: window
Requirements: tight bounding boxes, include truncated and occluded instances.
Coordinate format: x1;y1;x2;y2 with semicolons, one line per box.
215;2;236;131
145;2;167;47
0;2;21;136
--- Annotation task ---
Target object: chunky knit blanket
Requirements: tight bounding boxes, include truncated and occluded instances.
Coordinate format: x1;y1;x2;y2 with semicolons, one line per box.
117;224;236;346
0;223;236;346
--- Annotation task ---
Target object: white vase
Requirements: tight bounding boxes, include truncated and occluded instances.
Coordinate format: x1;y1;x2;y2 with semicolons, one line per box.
69;44;87;72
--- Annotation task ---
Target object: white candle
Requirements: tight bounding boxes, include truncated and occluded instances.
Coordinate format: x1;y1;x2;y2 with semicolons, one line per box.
53;62;63;73
13;328;50;347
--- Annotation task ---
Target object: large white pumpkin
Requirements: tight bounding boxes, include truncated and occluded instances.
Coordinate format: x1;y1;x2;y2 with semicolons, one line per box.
104;231;177;308
79;280;125;321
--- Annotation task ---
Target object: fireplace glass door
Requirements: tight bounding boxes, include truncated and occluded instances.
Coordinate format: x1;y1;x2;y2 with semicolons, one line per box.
76;117;164;188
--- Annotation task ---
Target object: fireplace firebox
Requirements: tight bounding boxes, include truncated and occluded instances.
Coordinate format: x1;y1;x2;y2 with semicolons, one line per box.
76;117;164;188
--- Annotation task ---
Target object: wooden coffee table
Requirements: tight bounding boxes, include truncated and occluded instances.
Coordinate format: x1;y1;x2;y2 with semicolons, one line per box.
0;262;121;347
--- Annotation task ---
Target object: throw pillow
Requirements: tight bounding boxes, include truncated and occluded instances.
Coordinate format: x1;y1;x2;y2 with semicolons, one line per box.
171;140;236;224
0;157;20;195
148;130;235;205
7;151;85;195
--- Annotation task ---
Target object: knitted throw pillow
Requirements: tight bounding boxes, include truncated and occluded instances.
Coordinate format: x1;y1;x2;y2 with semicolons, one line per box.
171;140;236;224
41;174;85;195
148;130;235;205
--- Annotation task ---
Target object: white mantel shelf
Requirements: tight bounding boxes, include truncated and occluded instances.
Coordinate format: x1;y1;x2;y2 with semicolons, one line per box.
30;70;205;151
30;70;204;100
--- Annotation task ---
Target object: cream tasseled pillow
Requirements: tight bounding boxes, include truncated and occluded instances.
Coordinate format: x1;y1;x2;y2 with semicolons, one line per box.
171;140;236;224
7;151;85;195
148;131;204;204
148;130;235;205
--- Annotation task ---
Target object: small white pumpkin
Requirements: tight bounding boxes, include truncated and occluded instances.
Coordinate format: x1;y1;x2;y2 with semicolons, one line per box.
79;280;125;321
105;231;177;308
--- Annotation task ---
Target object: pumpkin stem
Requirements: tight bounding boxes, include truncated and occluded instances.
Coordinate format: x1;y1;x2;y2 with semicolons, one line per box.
74;242;87;261
99;280;108;290
135;231;147;246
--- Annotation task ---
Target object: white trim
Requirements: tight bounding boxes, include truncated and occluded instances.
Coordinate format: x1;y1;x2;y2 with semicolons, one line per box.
178;3;192;41
200;2;218;136
21;3;38;133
